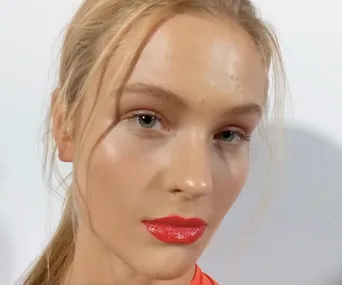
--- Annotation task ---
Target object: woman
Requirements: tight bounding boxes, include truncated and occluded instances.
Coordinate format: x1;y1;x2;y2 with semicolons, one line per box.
21;0;285;284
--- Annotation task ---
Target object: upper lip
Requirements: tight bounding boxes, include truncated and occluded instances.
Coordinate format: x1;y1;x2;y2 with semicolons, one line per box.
143;215;207;227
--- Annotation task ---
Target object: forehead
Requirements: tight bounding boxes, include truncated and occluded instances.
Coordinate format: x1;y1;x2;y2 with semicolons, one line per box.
120;14;266;108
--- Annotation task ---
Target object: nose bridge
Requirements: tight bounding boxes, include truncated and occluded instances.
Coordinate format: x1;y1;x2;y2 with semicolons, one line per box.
170;131;213;197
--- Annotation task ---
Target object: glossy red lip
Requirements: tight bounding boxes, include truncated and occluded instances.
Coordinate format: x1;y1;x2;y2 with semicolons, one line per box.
143;215;207;244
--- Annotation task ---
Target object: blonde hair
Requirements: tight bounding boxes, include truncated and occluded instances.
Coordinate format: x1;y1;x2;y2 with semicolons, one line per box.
21;0;286;284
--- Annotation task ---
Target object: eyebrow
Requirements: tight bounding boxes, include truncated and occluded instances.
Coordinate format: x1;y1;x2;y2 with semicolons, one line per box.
122;82;187;109
122;82;262;117
227;102;263;117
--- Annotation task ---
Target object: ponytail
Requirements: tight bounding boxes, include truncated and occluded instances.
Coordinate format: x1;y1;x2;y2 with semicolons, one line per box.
21;196;75;285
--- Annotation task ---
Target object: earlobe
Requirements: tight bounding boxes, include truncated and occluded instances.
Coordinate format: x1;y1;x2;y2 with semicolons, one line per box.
57;132;74;163
51;88;74;163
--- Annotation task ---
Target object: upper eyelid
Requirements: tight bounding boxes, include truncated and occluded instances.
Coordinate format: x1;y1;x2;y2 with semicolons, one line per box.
215;129;251;142
131;110;162;120
125;110;159;119
216;126;247;135
215;130;243;137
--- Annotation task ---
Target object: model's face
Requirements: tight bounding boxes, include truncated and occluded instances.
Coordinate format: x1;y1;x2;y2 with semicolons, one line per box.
59;14;266;282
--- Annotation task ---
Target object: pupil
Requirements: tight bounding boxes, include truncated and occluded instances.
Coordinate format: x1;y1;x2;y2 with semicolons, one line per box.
139;115;155;127
222;131;233;140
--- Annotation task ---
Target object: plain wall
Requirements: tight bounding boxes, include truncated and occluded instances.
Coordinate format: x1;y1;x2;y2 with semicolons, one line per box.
0;0;341;284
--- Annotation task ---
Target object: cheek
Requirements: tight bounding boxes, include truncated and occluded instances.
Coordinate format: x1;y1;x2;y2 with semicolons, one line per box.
74;127;154;227
212;153;249;220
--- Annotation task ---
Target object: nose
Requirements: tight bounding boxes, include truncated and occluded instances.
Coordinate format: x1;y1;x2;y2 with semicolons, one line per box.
165;133;213;199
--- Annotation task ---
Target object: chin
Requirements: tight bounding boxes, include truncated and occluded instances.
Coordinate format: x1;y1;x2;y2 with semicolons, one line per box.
140;262;194;280
131;246;199;280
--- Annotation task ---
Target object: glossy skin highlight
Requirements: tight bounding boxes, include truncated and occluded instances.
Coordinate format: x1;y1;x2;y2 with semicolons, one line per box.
55;14;267;285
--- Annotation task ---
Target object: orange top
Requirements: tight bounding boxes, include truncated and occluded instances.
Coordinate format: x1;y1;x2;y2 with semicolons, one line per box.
190;265;218;285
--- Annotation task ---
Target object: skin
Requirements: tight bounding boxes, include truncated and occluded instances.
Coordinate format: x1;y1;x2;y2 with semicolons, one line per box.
54;13;267;285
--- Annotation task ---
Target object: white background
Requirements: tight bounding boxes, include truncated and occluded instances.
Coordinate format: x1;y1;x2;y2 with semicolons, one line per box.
1;0;341;284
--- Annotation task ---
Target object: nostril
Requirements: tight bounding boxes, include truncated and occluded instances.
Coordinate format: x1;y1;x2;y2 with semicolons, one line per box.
170;188;182;194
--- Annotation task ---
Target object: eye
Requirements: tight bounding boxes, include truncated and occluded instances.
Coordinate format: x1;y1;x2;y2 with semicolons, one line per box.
215;130;247;144
134;113;162;129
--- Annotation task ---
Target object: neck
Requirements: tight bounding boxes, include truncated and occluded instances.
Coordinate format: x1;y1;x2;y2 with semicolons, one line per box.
63;224;195;285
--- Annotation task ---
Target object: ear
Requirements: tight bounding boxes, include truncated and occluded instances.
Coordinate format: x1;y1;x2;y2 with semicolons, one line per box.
51;88;74;163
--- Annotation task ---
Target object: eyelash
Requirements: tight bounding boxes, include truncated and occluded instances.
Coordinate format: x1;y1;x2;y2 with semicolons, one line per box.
126;110;164;129
125;110;250;144
214;130;251;144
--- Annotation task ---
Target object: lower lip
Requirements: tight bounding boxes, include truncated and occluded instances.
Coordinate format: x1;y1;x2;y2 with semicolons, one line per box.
143;219;206;245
